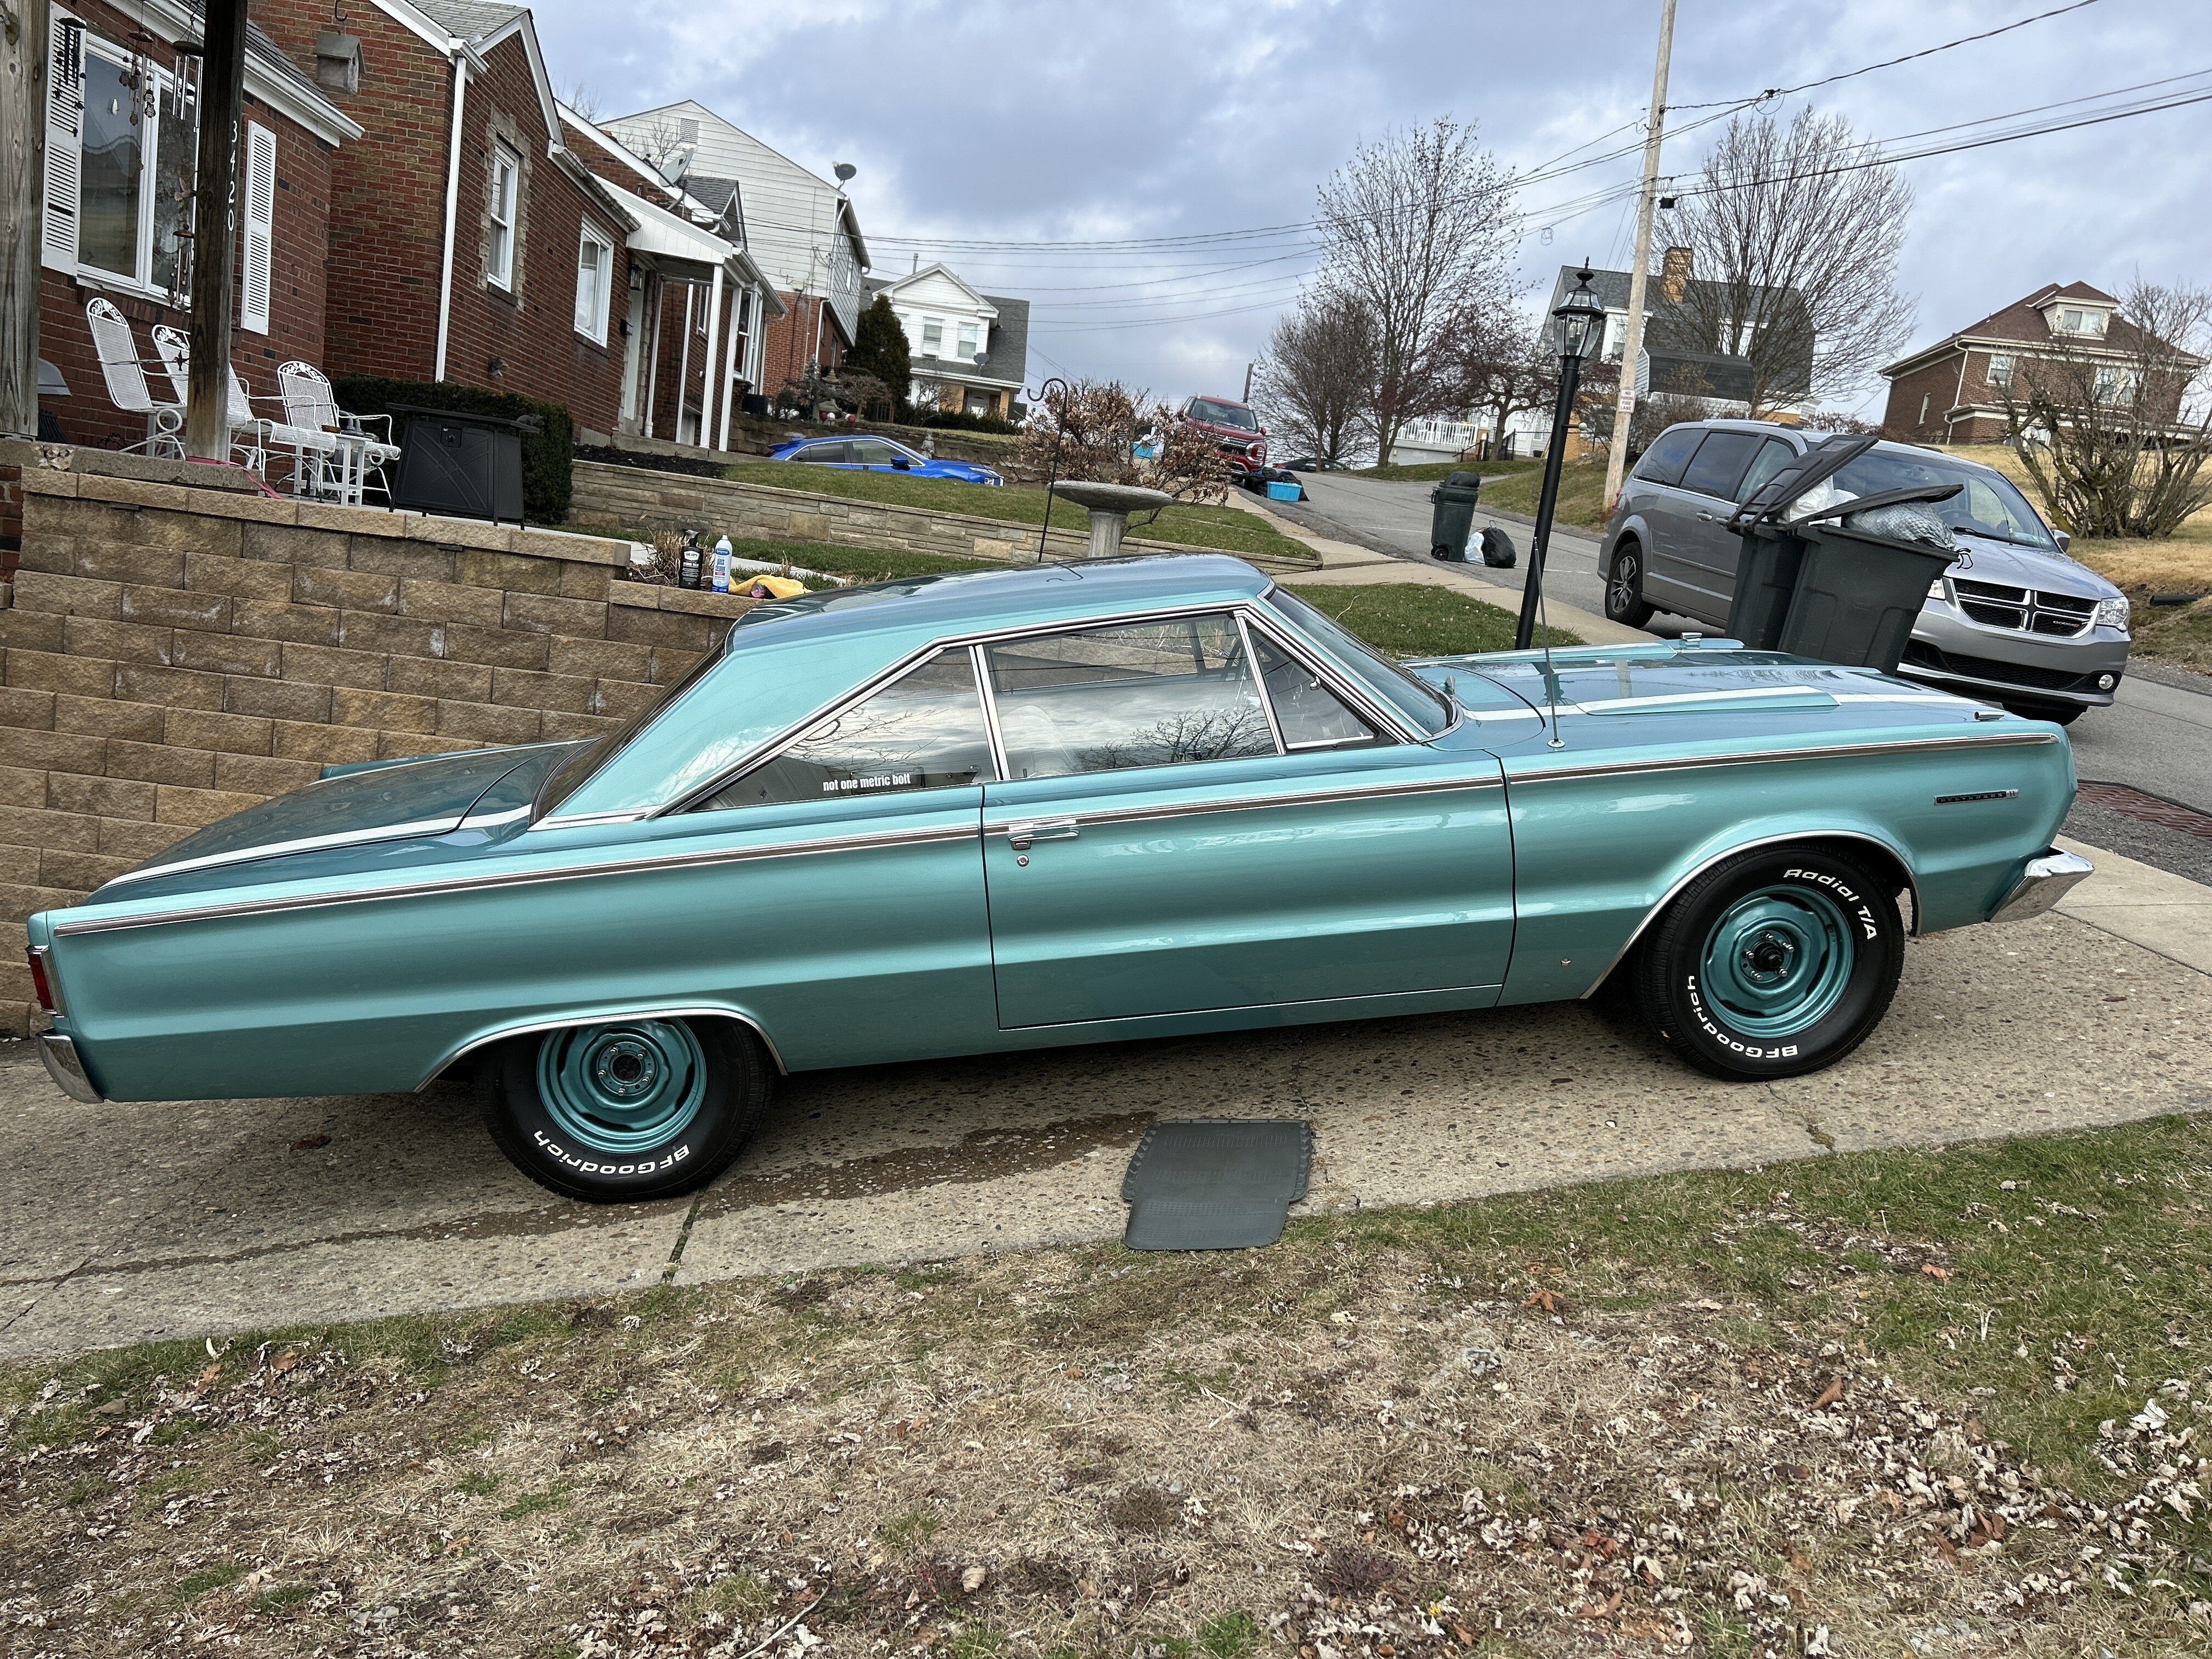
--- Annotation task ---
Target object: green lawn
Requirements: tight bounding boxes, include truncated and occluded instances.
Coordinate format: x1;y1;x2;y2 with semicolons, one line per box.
727;464;1314;563
1353;456;1545;483
1284;581;1581;655
1477;456;1612;532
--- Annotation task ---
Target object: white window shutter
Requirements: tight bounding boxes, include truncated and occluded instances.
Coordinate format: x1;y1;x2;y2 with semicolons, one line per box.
240;123;276;334
41;9;86;272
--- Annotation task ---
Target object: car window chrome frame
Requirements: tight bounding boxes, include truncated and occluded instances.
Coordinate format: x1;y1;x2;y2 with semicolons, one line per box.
647;599;1424;819
1242;608;1406;750
1234;612;1289;753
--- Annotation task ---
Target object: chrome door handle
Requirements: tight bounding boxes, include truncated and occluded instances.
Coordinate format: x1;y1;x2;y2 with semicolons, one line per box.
1006;817;1079;850
1695;510;1718;522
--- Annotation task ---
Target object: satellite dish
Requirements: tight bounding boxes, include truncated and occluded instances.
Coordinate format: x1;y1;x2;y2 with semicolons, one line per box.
833;162;857;184
657;142;695;187
973;353;988;366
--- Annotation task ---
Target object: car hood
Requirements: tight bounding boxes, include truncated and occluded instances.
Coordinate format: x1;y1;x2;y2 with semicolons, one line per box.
1946;531;2119;598
92;743;569;898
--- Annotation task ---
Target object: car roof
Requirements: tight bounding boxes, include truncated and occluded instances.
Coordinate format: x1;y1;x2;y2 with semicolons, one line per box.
1666;418;2012;481
551;555;1277;819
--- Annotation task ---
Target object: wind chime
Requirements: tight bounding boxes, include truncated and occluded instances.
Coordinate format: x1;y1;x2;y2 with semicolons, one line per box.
121;28;202;306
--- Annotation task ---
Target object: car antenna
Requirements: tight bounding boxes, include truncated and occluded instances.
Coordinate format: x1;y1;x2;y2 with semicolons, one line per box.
1535;545;1566;749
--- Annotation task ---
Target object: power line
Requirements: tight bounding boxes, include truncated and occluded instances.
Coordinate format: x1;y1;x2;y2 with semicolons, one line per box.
1667;0;2104;110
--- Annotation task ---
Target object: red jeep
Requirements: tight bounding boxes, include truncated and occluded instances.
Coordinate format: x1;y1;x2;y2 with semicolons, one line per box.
1176;394;1267;479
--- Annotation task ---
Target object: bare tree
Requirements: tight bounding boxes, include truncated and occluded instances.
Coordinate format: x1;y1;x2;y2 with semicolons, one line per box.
2001;279;2212;539
1251;293;1378;465
1016;380;1228;504
1657;109;1915;413
1316;119;1516;466
1446;308;1554;459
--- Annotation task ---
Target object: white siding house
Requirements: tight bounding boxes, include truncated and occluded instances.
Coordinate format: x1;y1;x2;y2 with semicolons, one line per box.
862;264;1029;420
602;99;867;346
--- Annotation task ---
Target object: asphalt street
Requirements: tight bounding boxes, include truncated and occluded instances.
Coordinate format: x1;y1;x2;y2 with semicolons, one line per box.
1277;473;2212;871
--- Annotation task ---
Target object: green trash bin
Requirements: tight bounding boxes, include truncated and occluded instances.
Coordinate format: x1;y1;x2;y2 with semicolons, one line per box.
1725;521;1807;652
1427;470;1482;561
1775;517;1957;675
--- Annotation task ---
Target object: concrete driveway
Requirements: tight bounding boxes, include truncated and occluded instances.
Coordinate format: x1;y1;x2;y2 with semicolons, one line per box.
6;854;2209;1360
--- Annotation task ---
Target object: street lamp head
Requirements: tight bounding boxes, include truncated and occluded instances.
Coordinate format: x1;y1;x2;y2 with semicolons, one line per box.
1552;266;1606;366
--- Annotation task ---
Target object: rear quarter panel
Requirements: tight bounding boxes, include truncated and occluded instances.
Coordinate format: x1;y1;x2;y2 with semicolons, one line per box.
1496;721;2073;1005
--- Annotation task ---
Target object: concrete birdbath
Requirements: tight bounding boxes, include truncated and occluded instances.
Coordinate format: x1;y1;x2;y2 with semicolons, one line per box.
1051;480;1171;560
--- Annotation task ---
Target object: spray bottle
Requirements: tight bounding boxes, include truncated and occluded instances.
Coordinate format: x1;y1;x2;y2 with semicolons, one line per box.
678;529;703;590
712;533;732;594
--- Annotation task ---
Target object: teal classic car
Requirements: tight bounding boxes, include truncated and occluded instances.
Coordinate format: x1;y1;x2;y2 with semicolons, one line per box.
27;555;2090;1203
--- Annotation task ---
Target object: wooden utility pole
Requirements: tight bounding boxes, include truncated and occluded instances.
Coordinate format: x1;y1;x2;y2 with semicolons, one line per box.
185;0;248;459
2;0;52;439
1602;0;1677;517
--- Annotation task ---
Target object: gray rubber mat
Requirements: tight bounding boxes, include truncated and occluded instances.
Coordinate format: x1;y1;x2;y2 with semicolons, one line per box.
1120;1119;1313;1251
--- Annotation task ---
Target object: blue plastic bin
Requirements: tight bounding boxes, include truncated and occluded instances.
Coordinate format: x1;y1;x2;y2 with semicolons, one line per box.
1265;480;1302;501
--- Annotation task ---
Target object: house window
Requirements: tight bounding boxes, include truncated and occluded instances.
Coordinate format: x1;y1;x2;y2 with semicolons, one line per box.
2058;306;2107;337
2094;366;2136;404
71;35;195;293
1988;353;2015;392
574;223;614;343
920;316;944;356
487;143;519;290
956;320;979;360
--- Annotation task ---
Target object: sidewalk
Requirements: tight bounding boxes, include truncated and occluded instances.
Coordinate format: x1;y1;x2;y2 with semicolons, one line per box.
1215;488;1651;645
2055;834;2212;975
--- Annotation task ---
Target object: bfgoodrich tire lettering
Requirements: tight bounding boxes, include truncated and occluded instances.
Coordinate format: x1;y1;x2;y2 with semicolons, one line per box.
478;1018;770;1203
1631;845;1904;1081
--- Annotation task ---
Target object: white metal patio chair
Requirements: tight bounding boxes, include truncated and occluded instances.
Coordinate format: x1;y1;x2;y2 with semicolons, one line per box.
149;326;340;492
278;360;400;505
84;298;184;457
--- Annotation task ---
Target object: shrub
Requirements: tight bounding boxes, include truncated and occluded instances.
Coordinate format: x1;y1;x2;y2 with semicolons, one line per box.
913;408;1019;436
332;376;574;524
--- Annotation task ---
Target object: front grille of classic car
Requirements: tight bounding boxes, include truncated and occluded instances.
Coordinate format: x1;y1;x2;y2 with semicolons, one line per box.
1949;577;2097;637
1901;640;2102;694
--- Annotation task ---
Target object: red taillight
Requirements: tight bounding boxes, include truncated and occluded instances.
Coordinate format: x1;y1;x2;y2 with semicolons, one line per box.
27;948;55;1014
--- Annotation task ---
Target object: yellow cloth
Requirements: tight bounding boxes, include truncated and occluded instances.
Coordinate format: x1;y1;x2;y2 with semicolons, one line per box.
742;574;807;600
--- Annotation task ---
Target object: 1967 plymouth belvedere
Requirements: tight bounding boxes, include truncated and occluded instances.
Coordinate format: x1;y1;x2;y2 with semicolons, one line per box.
26;555;2091;1202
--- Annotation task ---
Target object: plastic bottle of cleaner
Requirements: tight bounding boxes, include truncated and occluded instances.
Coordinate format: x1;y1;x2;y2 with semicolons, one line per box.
677;529;702;590
711;534;732;594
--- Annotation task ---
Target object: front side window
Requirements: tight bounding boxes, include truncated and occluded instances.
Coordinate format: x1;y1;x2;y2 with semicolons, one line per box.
487;144;518;289
1252;632;1378;750
575;224;613;341
696;652;996;810
1262;589;1449;735
1734;438;1795;504
849;438;901;465
984;616;1275;780
76;42;194;291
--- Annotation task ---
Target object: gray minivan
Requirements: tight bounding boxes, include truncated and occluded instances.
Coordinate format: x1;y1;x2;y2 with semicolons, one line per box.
1598;419;2131;724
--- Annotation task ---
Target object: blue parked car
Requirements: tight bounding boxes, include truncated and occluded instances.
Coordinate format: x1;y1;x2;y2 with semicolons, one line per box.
766;432;1003;485
27;555;2089;1204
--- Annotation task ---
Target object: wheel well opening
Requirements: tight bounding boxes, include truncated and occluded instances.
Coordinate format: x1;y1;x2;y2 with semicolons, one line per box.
1796;835;1920;934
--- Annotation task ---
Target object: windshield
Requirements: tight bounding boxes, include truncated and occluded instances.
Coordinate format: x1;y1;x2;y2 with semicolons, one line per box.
1188;399;1257;431
1796;449;2056;549
1261;589;1451;735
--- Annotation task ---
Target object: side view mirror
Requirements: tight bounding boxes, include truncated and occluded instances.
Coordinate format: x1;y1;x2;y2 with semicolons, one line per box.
892;457;912;471
2053;529;2072;553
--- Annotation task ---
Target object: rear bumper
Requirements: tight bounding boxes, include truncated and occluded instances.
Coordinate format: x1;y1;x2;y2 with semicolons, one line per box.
1989;848;2096;924
37;1031;105;1103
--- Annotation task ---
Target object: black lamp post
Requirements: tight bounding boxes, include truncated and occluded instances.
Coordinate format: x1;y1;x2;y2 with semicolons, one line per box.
1514;267;1609;650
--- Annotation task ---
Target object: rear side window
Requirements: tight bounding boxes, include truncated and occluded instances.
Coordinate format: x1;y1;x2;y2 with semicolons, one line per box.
1631;426;1704;487
1734;439;1796;503
696;651;996;810
983;615;1276;780
794;442;848;464
1677;431;1763;499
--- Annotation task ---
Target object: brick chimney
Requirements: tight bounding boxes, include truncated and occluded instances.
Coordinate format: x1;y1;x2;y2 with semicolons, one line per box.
1660;246;1692;303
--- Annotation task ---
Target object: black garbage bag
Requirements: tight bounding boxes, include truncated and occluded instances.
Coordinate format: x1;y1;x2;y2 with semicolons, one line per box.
1480;525;1517;568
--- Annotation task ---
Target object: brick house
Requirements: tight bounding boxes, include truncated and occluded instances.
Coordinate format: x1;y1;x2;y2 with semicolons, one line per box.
862;266;1030;420
1879;281;2207;444
602;100;869;395
33;1;362;452
558;106;785;448
252;0;640;432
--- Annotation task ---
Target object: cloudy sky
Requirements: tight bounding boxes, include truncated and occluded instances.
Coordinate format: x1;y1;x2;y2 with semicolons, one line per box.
535;0;2208;417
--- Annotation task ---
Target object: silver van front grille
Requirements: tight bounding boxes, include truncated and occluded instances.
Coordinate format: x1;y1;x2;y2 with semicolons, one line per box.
1951;578;2095;638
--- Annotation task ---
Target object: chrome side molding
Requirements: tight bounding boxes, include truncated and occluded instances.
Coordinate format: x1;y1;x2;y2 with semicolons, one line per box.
37;1032;104;1104
1989;848;2095;924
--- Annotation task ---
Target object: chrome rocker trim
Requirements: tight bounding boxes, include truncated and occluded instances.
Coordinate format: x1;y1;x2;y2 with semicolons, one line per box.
38;1032;104;1104
1989;848;2095;924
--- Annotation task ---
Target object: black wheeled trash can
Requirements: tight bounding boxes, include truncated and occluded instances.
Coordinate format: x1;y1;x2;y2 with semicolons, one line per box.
388;405;539;526
1427;470;1482;561
1774;516;1957;675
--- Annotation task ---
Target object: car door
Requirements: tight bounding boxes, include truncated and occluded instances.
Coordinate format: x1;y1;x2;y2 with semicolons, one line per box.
976;611;1514;1030
849;438;909;473
1623;426;1711;608
1664;430;1767;622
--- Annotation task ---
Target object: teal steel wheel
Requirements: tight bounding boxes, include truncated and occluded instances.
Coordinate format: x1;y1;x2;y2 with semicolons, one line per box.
534;1019;708;1154
1697;884;1855;1039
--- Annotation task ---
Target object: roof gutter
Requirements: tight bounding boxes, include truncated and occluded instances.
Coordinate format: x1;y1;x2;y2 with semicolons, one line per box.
433;46;470;382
